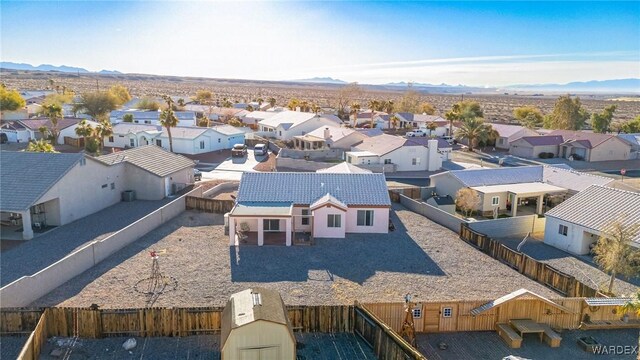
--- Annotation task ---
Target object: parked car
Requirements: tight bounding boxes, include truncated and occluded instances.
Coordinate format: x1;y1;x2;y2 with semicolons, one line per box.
193;169;202;181
406;129;427;137
0;133;7;144
231;143;248;157
254;143;268;156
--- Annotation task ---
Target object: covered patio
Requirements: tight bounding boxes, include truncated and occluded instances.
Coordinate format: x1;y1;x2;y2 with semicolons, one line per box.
471;182;567;217
228;202;293;246
293;134;328;150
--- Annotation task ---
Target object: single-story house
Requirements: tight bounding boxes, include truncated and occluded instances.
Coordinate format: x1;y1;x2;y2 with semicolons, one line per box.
351;110;389;128
241;111;278;128
617;133;640;159
316;162;372;174
258;111;342;141
18;118;100;145
549;130;633;162
0;109;29;121
26;103;43;117
228;172;390;246
509;135;564;158
293;125;367;150
541;165;614;196
209;107;249;122
110;110;197;127
346;134;442;172
544;185;640;255
425;194;456;214
489;123;538;150
0;147;194;240
105;123;245;154
0;121;30;143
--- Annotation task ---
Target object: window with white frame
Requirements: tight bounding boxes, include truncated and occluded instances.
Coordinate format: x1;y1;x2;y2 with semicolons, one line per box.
327;214;341;228
384;159;392;164
108;136;114;143
491;196;500;206
412;308;422;318
558;224;568;236
199;140;205;149
357;210;374;226
129;138;135;147
301;209;310;225
263;219;280;231
442;307;452;318
412;158;420;165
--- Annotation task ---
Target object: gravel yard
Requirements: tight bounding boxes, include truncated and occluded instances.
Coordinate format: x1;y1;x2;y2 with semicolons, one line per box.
495;236;639;296
32;203;561;308
1;199;173;286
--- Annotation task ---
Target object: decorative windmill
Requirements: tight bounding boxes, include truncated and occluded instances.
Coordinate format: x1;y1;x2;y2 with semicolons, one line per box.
400;293;417;348
134;249;177;302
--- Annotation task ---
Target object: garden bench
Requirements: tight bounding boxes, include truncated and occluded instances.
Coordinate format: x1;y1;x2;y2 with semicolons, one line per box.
496;323;522;348
540;324;562;347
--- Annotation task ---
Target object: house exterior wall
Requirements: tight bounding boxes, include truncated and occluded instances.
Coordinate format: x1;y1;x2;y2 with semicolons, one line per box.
293;206;312;232
425;198;456;214
381;146;430;171
278;117;341;140
344;207;389;234
36;160;125;226
222;321;295;360
347;153;379;166
57;122;99;145
0;129;30;143
477;191;509;213
429;173;465;198
331;132;366;150
544;216;600;255
312;204;346;238
589;138;632;162
106;133;135;148
509;140;559;159
123;165;166;200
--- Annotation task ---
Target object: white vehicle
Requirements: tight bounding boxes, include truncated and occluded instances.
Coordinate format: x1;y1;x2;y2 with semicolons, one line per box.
406;129;427;137
254;143;268;156
442;135;455;145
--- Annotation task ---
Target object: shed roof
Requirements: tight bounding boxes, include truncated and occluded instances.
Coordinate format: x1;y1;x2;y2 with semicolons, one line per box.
584;298;634;307
470;288;573;316
95;145;194;177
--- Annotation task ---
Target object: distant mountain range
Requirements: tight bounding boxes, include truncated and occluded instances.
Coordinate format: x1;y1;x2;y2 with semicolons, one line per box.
503;79;640;93
0;62;122;75
292;77;347;84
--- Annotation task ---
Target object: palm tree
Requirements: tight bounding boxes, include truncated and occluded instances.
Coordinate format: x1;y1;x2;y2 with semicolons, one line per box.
26;139;56;153
41;103;63;144
222;98;233;108
268;97;276;107
310;103;321;114
455;118;496;151
75;119;94;151
350;102;361;127
368;100;380;128
426;122;438;137
390;115;399;130
38;126;50;142
299;100;309;112
160;96;179;152
95;120;113;152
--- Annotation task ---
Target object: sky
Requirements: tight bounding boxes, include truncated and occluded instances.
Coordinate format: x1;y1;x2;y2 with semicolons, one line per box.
1;1;639;86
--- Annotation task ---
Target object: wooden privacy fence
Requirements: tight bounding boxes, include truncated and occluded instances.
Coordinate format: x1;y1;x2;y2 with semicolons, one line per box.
16;309;49;360
389;187;423;203
355;303;426;360
63;136;84;148
460;224;599;297
185;196;234;214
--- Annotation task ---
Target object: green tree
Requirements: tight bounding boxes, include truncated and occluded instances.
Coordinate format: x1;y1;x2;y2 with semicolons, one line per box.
122;113;134;123
310;103;321;114
77;92;119;119
383;100;395;114
41;103;63;143
228;118;243;127
0;87;26;111
455;118;498;151
592;219;640;294
137;96;161;111
159;96;179;152
350;102;361;127
456;188;480;217
445;100;484;137
368;100;380;128
26;139;57;153
221;98;233;108
419;102;436;115
395;86;420;113
74;119;94;151
545;95;589;130
95;120;113;151
591;105;617;133
621;115;640;133
426;122;438;137
390;114;399;130
194;90;213;104
268;97;276;107
514;106;544;129
287;98;300;111
108;84;132;106
43;92;74;107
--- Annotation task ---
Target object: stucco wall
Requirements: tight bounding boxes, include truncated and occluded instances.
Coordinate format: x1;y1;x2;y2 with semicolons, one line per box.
123;165;165;200
344;207;389;234
399;195;465;232
292;206;312;232
280;118;341;140
276;157;338;171
312;205;346;238
544;216;598;255
469;215;546;238
589;138;632;162
429;173;464;198
381;146;430;171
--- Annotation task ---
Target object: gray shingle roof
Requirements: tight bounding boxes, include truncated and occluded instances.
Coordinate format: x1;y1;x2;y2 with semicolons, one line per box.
0;151;83;211
236;172;391;206
545;185;640;244
95;145;194;177
448;166;543;187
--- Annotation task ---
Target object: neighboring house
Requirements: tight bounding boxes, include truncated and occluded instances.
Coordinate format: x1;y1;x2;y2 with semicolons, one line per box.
19;118;99;145
617;133;640;159
228;172;390;246
26;103;43;117
489;123;538;150
105;123;245;154
0;121;30;143
347;134;442;171
408;137;453;161
110;110;197;127
425;194;456;214
394;113;447;131
241;111;278;128
19;90;55;104
509;135;565;158
258;111;342;140
541;165;614;196
351;110;389;128
293;125;366;150
209;107;249;122
549;130;633;162
0;109;29;121
316;162;372;174
0;147;193;240
544;185;640;255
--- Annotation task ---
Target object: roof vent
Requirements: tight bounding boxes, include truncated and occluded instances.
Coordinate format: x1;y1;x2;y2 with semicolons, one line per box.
252;292;262;306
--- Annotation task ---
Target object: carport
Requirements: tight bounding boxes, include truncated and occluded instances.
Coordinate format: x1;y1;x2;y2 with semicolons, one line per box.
471;182;567;217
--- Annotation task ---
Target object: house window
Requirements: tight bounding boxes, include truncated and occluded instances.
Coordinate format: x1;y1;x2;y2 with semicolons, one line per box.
412;158;420;165
263;219;280;231
442;307;452;318
101;184;108;189
357;210;374;226
327;214;341;228
218;138;221;143
108;136;114;142
384;159;392;164
412;308;422;318
144;120;151;124
558;224;568;236
301;209;309;225
199;140;205;149
491;196;500;206
279;131;282;136
130;139;135;147
156;139;162;147
110;182;115;190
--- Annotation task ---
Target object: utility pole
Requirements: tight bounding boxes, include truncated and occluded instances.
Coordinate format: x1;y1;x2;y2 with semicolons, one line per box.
96;78;100;92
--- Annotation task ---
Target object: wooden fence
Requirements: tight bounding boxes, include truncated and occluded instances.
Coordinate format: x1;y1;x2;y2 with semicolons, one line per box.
389;187;423;203
63;136;84;148
185;196;234;214
460;224;599;297
16;309;48;360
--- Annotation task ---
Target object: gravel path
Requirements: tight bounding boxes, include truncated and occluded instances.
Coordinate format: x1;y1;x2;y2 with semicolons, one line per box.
0;336;28;359
495;236;639;296
1;199;172;286
33;203;560;308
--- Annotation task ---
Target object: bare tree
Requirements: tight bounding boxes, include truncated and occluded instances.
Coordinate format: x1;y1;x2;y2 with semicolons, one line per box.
592;218;640;295
456;188;480;217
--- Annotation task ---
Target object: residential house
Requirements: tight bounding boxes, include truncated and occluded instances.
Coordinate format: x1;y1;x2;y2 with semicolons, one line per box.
617;133;640;159
26;103;43;117
544;185;640;255
110;110;197;127
241;111;278;129
316;162;372;174
105;123;245;154
425;194;456;214
293;125;367;150
19;118;99;145
549;130;633;162
209;107;249;122
541;165;614;196
395;113;448;131
351;110;389;128
346;134;442;171
0;121;30;143
228;172;390;246
509;135;565;158
0;109;29;121
0;148;194;240
258;111;342;141
489;123;538;150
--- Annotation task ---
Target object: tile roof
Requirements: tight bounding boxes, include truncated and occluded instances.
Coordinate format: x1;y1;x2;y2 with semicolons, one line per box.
549;130;623;148
19;118;86;131
112;123;161;134
316;162;372;174
304;126;356;143
542;166;613;192
242;111;278;120
95;145;194;177
520;135;564;146
236;172;391;206
355;128;384;137
617;134;640;147
447;166;544;187
413;114;445;123
164;126;209;139
258;111;340;130
212;124;245;136
0;151;84;211
352;134;408;155
488;123;527;138
545;185;640;244
0;121;27;131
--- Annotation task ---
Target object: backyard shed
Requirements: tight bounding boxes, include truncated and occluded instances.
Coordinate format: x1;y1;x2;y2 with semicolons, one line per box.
221;287;295;360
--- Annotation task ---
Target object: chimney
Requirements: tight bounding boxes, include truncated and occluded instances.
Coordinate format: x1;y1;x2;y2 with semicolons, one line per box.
323;127;331;140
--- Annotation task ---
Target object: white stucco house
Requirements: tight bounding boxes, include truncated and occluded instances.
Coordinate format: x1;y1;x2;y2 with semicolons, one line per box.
489;123;539;150
292;125;367;150
258;111;342;140
544;185;640;255
0;121;31;143
617;133;640;159
18;118;99;145
346;134;442;172
395;113;449;134
105;123;245;154
110;110;197;127
228;172;391;246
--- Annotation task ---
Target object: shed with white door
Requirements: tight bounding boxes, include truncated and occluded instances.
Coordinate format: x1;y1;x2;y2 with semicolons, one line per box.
221;287;295;360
